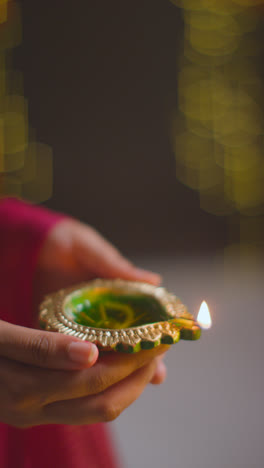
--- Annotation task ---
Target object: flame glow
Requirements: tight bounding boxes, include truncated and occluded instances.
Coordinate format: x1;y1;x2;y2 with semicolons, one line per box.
197;301;212;330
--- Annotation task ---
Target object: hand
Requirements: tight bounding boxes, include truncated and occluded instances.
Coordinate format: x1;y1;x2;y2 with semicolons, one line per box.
0;319;168;427
34;218;168;385
35;218;161;297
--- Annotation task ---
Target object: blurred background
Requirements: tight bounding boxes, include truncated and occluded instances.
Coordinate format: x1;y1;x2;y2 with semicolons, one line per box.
1;1;264;467
15;0;229;255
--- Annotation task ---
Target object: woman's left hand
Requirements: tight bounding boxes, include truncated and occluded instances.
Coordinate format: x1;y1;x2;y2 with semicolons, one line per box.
34;218;167;385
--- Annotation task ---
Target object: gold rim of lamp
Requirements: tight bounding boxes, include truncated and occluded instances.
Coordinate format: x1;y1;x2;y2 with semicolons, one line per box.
39;279;201;353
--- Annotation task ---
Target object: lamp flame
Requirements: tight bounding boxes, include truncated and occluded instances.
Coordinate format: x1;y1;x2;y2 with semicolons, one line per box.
197;301;212;330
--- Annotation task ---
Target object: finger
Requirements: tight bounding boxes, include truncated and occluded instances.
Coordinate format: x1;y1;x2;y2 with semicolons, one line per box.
43;360;157;425
36;345;170;404
150;353;167;385
0;320;98;370
83;345;169;397
150;359;167;385
74;222;161;285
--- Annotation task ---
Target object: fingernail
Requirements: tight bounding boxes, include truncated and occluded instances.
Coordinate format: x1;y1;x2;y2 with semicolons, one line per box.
134;268;162;284
68;341;98;366
155;360;167;380
156;353;166;363
157;361;166;373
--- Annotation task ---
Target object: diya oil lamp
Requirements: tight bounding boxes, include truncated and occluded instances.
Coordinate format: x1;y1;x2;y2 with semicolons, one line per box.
39;279;210;353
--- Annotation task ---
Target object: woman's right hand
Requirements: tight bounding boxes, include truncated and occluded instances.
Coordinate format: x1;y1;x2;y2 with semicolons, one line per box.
0;319;169;428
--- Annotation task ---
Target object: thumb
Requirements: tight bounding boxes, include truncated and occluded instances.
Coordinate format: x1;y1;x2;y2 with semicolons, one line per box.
0;319;98;370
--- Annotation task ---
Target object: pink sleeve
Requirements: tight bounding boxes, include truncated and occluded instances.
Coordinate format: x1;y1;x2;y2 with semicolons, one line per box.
0;198;120;468
0;197;66;327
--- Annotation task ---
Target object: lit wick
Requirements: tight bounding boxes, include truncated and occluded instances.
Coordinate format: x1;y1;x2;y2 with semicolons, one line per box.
197;301;212;330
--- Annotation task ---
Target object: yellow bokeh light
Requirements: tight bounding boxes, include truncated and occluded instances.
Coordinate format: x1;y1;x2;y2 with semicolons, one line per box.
171;0;264;251
0;1;53;202
0;0;8;25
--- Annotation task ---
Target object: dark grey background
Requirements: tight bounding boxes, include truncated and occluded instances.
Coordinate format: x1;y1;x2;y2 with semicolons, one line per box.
17;0;228;255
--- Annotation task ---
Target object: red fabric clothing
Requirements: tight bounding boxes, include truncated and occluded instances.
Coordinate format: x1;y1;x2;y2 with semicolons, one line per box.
0;198;119;468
